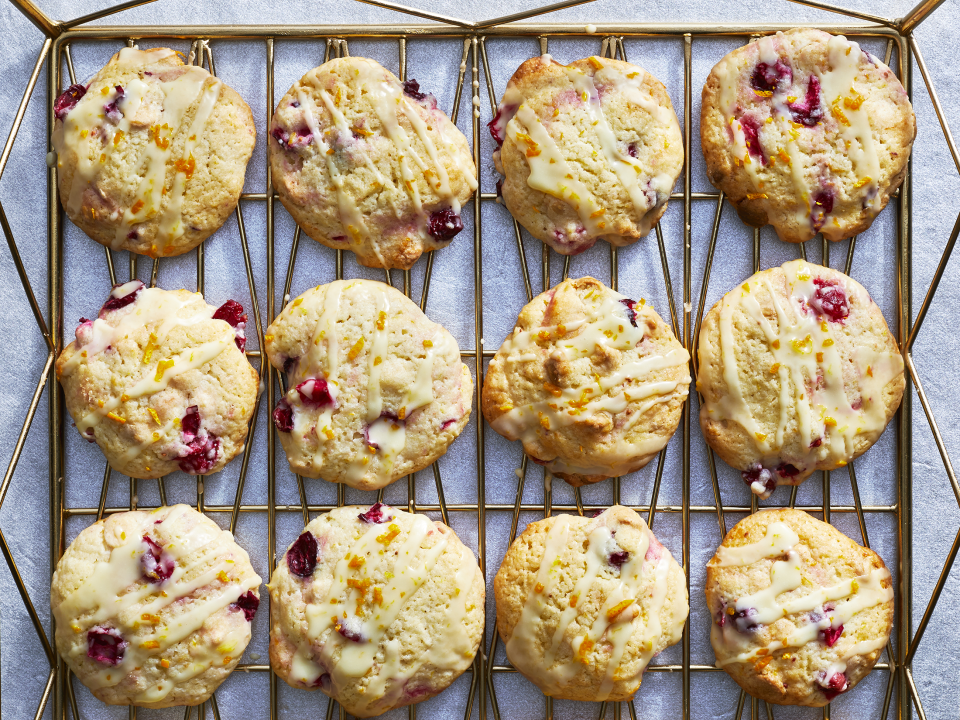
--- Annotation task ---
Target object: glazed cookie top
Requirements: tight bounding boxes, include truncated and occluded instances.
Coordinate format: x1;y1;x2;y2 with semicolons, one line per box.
269;57;478;269
482;277;690;486
56;281;258;479
268;504;484;717
265;280;472;490
490;55;683;255
701;29;914;243
51;505;261;708
53;47;256;257
697;261;904;498
494;506;687;702
706;509;893;706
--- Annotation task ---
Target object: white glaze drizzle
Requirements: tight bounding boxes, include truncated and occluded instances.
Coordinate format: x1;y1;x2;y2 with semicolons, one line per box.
53;505;260;703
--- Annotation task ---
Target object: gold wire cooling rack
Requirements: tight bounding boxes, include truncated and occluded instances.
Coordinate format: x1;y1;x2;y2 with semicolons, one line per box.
1;0;958;717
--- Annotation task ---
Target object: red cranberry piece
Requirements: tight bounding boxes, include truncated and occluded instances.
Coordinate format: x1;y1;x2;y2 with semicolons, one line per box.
313;673;331;689
271;125;313;149
820;624;843;647
811;278;849;322
810;189;835;232
273;398;294;433
427;208;463;242
810;437;823;448
336;616;365;642
87;626;125;665
213;299;246;327
55;84;87;120
742;465;777;494
739;116;766;165
213;299;247;352
618;298;638;327
282;356;299;375
140;536;175;584
750;60;792;93
331;235;347;242
100;280;144;315
403;79;427;101
626;143;638;158
716;602;727;628
271;126;289;145
440;418;457;431
789;75;823;127
231;590;259;621
358;502;391;524
296;378;334;407
776;462;800;478
608;550;630;568
103;85;125;123
733;607;761;633
286;531;318;577
820;671;848;700
181;406;201;443
488;103;518;146
177;410;221;474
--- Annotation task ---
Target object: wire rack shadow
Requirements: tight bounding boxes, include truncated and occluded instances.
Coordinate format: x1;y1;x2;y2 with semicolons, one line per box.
0;0;956;718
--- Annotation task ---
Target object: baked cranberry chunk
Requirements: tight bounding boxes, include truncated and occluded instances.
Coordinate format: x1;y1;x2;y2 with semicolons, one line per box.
286;531;318;577
55;84;87;120
87;626;125;665
231;590;260;621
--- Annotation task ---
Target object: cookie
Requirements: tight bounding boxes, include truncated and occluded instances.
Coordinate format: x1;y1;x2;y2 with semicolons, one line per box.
481;277;689;487
269;57;478;270
490;55;683;255
51;504;261;708
706;509;893;706
697;260;904;498
268;503;484;717
52;47;256;257
700;28;914;244
494;506;687;701
56;280;259;479
266;280;472;490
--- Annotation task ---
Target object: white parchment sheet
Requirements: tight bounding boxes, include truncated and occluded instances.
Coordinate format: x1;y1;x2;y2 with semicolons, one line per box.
1;0;958;717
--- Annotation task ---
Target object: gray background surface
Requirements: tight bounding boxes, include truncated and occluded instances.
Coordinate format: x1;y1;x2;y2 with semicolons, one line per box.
0;0;957;717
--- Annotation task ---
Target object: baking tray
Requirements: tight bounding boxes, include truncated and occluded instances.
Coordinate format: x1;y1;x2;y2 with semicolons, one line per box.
2;0;956;717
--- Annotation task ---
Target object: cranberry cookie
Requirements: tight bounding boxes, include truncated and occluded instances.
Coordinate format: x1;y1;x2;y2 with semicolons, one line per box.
56;281;258;479
269;57;477;269
494;506;687;701
701;29;914;243
706;509;893;706
269;504;484;717
53;47;256;257
490;55;683;255
266;280;472;490
697;261;904;498
51;505;261;708
482;277;690;486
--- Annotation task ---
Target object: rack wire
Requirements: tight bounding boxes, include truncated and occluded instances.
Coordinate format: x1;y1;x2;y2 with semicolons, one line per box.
0;0;957;717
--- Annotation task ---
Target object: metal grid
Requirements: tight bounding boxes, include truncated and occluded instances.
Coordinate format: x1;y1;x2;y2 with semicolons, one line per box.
1;0;958;718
